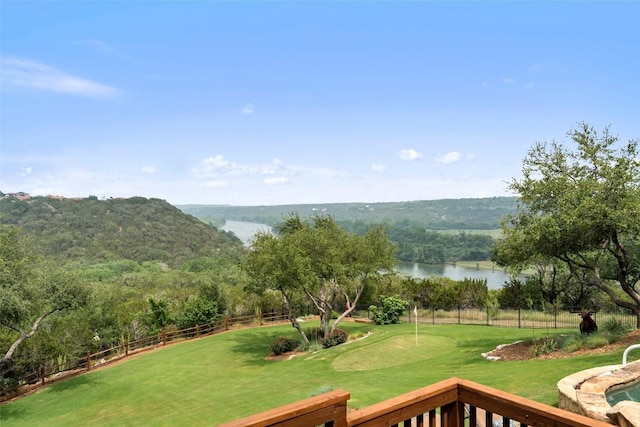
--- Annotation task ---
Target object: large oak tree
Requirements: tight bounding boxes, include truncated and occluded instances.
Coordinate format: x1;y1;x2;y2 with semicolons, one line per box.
0;226;89;366
244;215;396;342
493;124;640;327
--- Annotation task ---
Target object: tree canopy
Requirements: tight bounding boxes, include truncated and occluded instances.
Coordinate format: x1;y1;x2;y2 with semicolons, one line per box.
0;226;89;365
493;123;640;326
244;214;397;342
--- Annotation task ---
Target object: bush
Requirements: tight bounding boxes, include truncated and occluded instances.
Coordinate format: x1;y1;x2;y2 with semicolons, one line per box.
304;326;325;341
319;329;349;348
530;337;558;357
270;337;299;355
369;295;409;325
601;318;631;336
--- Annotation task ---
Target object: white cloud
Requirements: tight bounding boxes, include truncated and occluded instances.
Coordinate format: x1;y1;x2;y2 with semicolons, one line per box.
435;151;461;164
264;177;289;185
466;153;475;161
204;180;228;188
398;149;423;160
141;166;157;174
242;103;256;114
503;77;514;85
0;56;122;99
18;167;32;176
195;155;230;177
371;164;386;172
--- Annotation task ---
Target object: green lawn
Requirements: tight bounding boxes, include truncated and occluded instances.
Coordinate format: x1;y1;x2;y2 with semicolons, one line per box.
0;322;628;426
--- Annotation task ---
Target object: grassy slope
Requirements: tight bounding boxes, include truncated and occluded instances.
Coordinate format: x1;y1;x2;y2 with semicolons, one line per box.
0;323;627;426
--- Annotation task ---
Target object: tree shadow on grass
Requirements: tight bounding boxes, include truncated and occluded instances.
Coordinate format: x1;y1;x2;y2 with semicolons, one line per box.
0;373;98;421
228;329;296;366
0;402;30;422
47;373;98;394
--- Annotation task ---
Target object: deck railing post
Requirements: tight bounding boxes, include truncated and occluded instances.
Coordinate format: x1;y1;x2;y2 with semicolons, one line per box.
441;401;462;427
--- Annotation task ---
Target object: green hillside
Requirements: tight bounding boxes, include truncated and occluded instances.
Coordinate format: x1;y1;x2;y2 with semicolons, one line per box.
178;196;519;230
0;195;244;267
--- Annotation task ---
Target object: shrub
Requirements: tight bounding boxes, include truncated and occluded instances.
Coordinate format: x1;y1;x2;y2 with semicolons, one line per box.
300;340;323;352
559;334;586;353
270;337;299;355
369;295;409;325
304;326;325;341
319;329;349;348
601;318;631;336
530;337;558;357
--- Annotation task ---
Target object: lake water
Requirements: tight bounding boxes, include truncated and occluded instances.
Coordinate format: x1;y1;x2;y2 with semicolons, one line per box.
221;220;272;246
222;220;512;288
395;261;512;290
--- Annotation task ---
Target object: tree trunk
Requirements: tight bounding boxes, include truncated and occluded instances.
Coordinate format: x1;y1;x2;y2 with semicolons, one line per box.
282;292;309;344
289;315;309;345
320;308;331;337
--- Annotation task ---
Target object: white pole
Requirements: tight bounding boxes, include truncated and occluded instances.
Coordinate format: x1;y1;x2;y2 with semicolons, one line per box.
414;306;418;345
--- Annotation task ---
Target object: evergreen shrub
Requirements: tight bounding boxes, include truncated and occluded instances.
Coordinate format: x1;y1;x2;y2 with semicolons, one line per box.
319;329;348;348
270;337;299;355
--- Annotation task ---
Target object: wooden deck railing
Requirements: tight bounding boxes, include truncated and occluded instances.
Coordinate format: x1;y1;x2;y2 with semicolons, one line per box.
219;377;612;427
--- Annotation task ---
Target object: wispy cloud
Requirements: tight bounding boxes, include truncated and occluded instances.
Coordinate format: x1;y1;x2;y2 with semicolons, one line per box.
195;154;265;179
0;56;122;99
204;180;228;188
435;151;461;164
264;177;289;185
528;63;542;72
398;148;423;161
371;164;386;172
242;103;256;114
503;77;514;85
18;167;33;176
141;166;157;174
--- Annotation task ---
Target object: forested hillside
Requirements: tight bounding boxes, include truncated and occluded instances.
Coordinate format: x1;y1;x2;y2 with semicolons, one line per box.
178;197;518;230
0;195;243;267
179;197;516;263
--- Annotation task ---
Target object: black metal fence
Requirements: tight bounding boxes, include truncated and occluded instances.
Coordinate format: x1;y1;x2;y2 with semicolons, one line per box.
404;306;637;330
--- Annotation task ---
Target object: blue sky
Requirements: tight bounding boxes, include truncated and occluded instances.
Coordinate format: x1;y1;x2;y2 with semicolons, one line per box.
2;1;639;206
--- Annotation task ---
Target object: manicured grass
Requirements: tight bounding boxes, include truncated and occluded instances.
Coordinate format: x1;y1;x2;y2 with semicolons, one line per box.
0;323;628;426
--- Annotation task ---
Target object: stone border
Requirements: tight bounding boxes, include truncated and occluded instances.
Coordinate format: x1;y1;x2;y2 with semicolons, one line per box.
558;361;640;426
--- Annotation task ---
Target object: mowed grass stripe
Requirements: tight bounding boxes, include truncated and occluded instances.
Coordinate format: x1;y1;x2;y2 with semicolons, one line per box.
0;323;627;426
